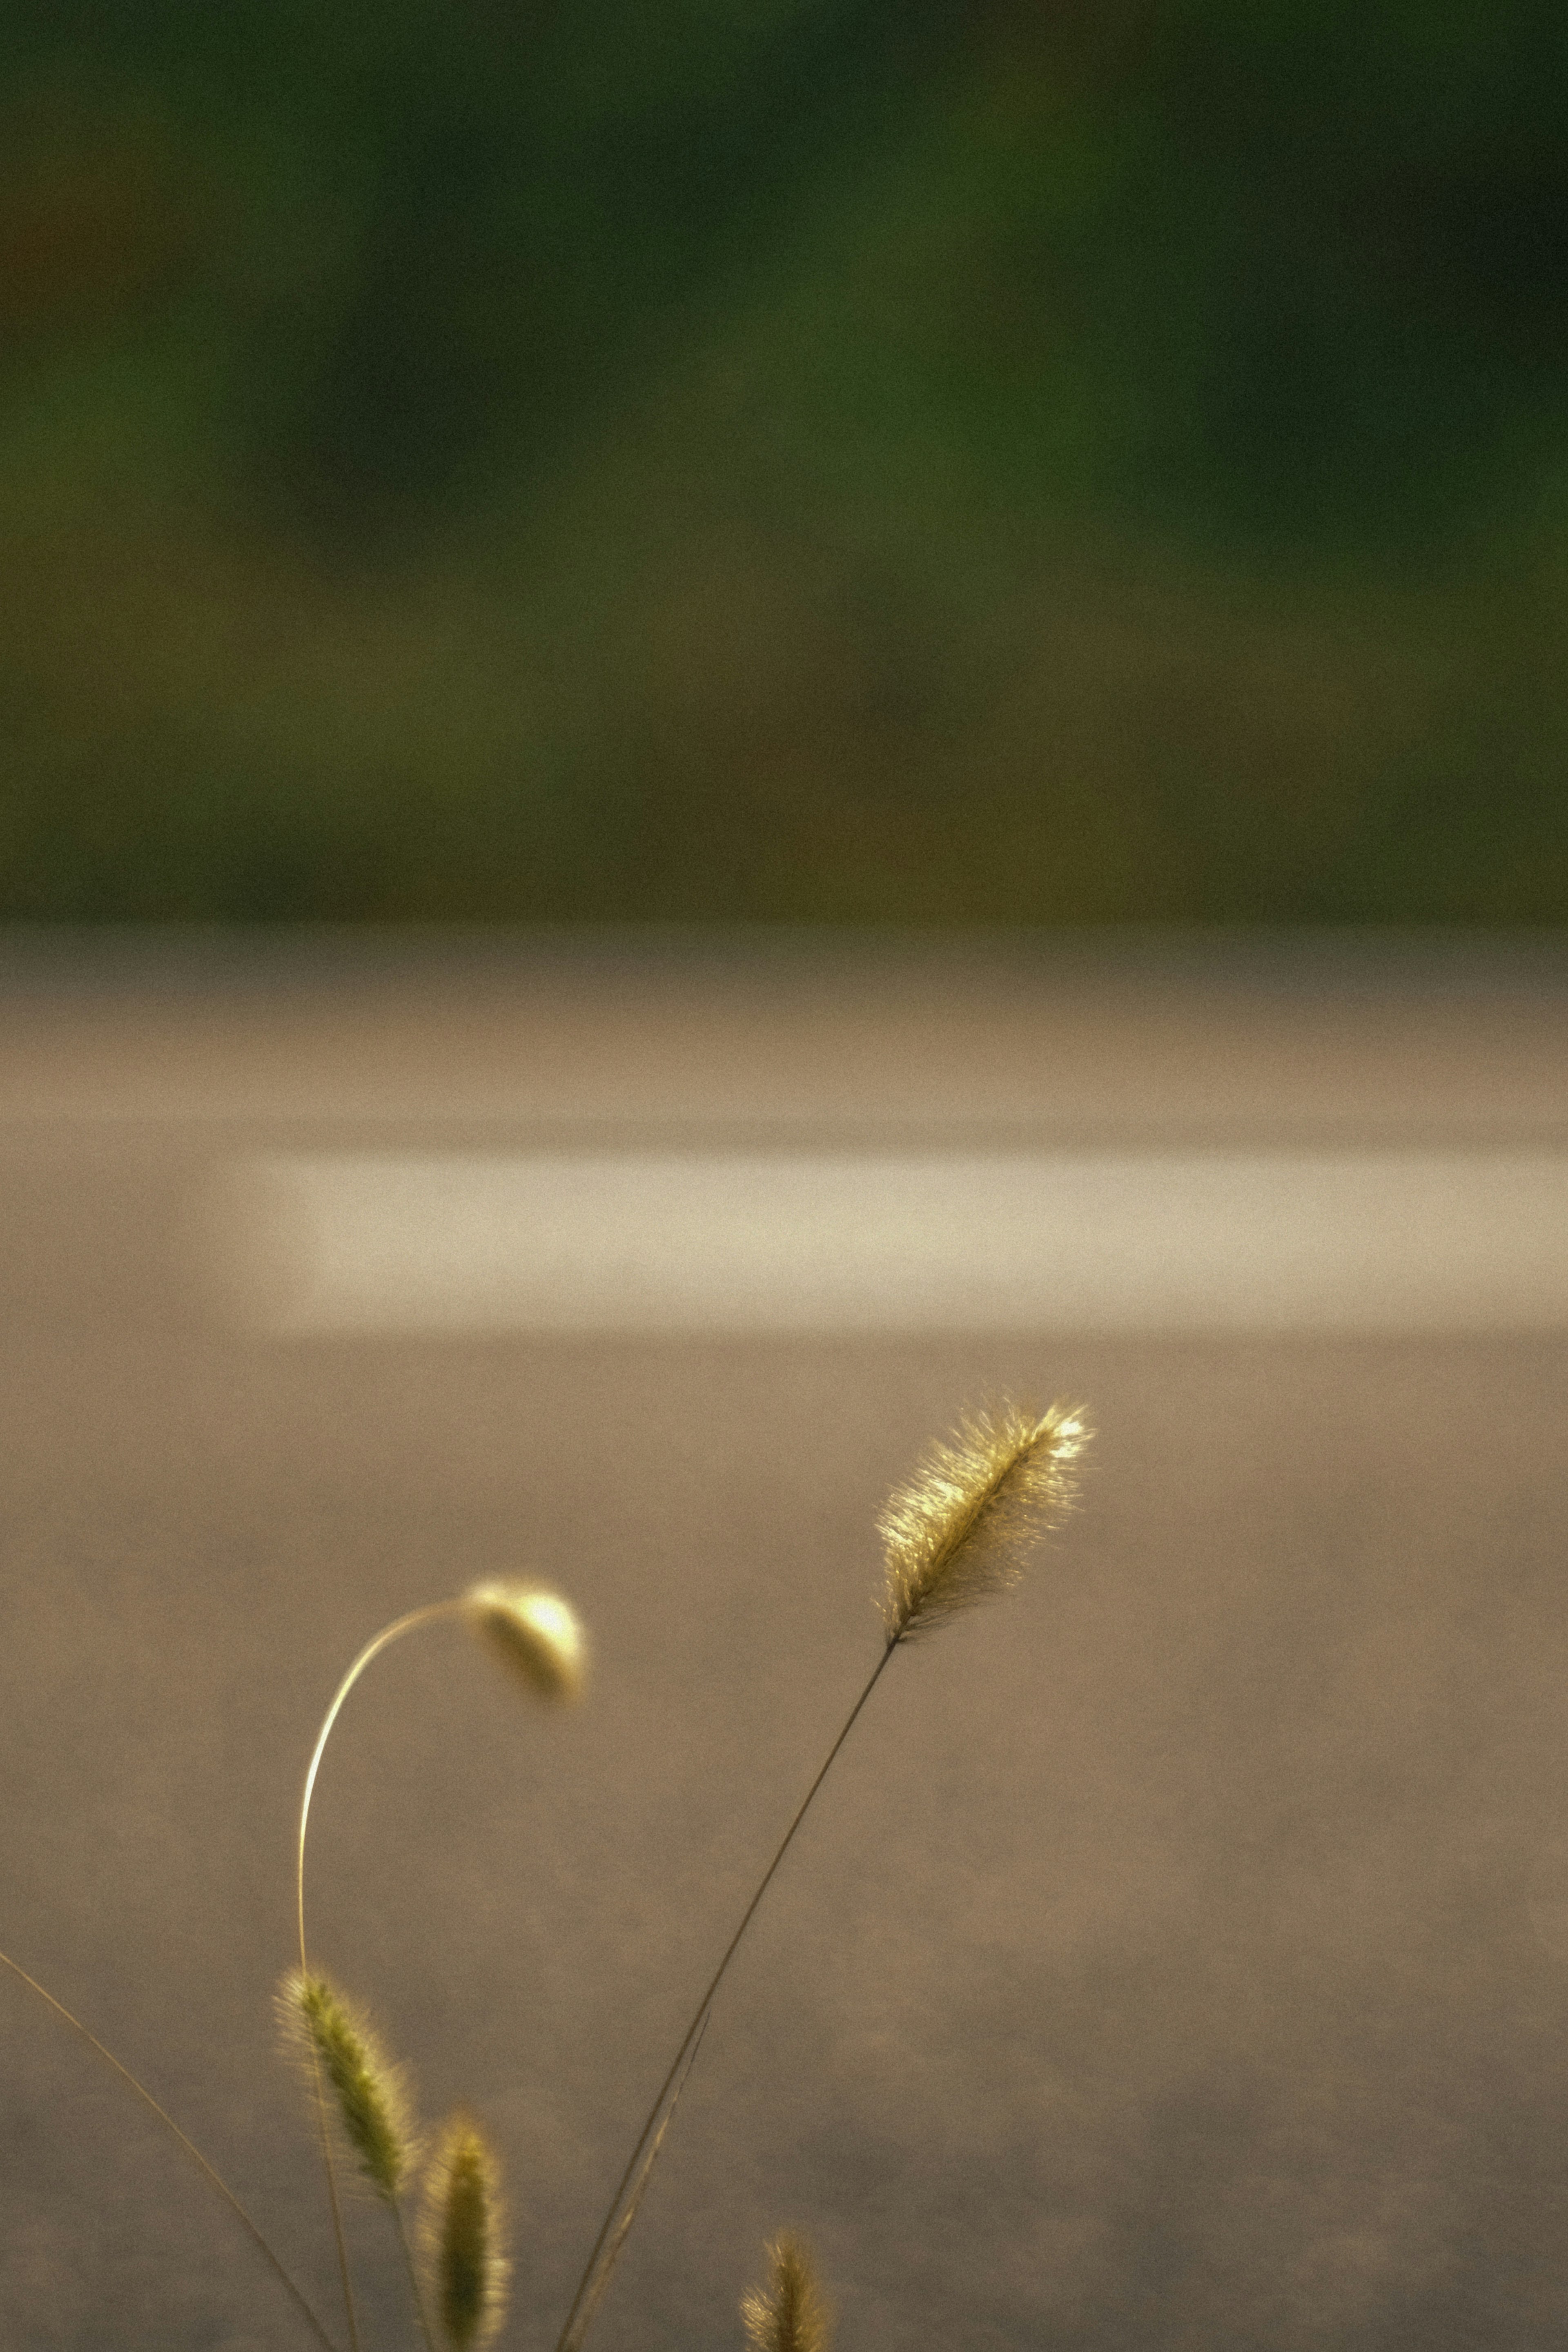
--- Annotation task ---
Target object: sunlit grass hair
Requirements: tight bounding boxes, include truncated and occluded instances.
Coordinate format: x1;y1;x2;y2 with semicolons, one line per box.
879;1397;1088;1645
280;1970;417;2203
420;2109;510;2352
741;2233;832;2352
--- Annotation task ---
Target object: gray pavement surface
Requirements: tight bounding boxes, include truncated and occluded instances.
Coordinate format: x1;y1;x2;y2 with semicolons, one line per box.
3;930;1568;2352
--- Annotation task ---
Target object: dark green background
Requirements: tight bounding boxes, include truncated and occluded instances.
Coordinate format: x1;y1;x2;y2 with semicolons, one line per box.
4;1;1568;921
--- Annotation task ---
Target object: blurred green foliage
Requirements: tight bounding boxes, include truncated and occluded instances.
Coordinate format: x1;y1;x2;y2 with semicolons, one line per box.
3;0;1568;920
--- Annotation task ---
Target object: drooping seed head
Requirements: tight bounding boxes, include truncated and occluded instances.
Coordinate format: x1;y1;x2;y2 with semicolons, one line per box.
463;1581;585;1701
279;1969;416;2201
878;1396;1088;1646
419;2109;510;2352
741;2232;832;2352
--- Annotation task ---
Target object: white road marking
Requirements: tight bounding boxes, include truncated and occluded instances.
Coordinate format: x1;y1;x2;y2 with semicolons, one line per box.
227;1149;1568;1336
226;1149;1568;1335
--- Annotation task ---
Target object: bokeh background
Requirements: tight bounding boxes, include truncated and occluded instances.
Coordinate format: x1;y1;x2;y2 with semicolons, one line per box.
5;0;1568;925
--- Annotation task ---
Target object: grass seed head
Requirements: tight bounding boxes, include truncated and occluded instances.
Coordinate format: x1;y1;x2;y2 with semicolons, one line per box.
463;1581;585;1701
420;2109;510;2352
741;2232;832;2352
878;1396;1088;1645
279;1969;416;2201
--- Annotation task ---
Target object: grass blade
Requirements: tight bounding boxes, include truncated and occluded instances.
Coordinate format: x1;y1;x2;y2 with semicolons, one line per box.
557;2008;712;2352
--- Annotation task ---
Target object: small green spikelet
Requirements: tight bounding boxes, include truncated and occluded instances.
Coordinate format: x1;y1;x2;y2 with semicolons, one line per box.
282;1970;414;2201
420;2109;510;2352
741;2232;832;2352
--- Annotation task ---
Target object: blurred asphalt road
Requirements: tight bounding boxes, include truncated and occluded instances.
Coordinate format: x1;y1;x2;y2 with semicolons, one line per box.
3;930;1568;2352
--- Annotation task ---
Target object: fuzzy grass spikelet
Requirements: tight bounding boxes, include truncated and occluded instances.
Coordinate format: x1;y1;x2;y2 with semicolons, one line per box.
741;2233;832;2352
420;2109;510;2351
878;1396;1088;1645
464;1581;585;1701
281;1971;416;2202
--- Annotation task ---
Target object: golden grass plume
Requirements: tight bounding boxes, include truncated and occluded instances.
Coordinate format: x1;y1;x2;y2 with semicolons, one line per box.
419;2109;510;2352
878;1396;1088;1645
463;1581;585;1701
741;2232;832;2352
279;1970;417;2202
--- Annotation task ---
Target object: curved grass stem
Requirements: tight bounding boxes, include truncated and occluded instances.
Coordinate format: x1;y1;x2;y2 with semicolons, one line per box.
297;1599;467;1979
297;1598;465;2352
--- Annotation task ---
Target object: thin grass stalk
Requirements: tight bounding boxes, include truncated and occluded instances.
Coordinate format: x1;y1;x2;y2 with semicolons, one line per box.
0;1946;340;2352
296;1600;465;1979
297;1598;463;2352
557;1396;1085;2352
307;2046;360;2352
295;1585;580;2352
556;2009;713;2352
394;2196;440;2352
296;1584;582;1974
552;1644;896;2352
